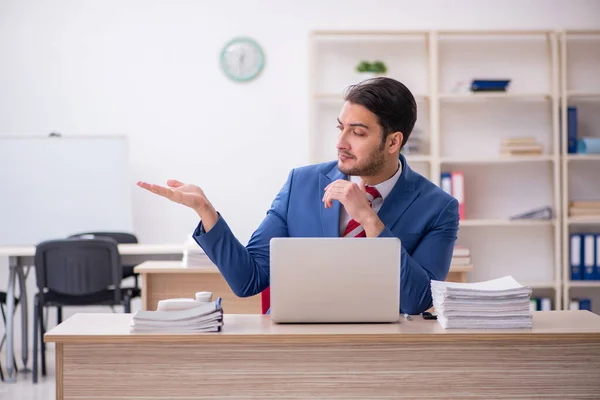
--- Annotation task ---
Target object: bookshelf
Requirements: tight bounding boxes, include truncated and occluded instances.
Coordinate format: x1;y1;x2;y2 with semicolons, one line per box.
560;30;600;314
309;30;570;310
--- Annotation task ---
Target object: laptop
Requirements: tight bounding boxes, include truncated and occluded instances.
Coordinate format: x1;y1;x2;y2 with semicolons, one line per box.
269;237;401;323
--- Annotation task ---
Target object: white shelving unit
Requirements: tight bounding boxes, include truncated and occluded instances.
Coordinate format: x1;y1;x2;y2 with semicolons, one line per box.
309;30;568;310
560;30;600;314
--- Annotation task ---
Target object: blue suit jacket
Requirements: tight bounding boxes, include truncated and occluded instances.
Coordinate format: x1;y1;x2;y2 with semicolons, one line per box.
193;154;459;314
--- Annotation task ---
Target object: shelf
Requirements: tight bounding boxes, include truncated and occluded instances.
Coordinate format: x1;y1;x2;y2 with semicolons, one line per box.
314;93;429;103
439;92;551;101
459;219;556;227
568;217;600;225
441;155;554;164
567;281;600;288
566;154;600;161
309;29;600;312
566;91;600;101
312;31;428;42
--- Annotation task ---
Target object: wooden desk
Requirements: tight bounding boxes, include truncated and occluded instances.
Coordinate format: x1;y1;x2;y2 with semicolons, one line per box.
45;311;600;399
134;261;262;314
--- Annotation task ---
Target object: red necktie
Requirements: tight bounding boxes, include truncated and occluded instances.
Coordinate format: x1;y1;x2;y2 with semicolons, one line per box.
342;186;382;238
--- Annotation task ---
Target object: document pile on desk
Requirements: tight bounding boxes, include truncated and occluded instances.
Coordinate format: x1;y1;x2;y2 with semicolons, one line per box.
182;247;212;267
431;276;533;329
130;293;223;333
182;236;214;267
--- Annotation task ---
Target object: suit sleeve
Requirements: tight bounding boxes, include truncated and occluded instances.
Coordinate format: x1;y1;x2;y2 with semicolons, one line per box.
192;170;293;297
378;198;459;314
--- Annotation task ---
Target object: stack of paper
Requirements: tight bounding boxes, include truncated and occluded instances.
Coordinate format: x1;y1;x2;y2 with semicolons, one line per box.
431;276;532;329
182;235;213;267
451;246;471;266
130;298;223;333
569;200;600;219
500;137;543;156
182;248;213;267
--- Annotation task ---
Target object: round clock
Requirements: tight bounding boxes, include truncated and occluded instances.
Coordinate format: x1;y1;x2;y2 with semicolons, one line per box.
220;37;265;82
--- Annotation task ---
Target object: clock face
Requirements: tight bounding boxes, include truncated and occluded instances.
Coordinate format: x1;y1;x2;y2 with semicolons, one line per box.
220;37;264;82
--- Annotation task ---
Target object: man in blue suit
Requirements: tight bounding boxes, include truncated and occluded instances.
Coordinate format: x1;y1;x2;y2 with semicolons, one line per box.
138;77;459;315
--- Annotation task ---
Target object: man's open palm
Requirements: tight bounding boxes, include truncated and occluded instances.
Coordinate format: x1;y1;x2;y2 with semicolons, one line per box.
137;179;208;210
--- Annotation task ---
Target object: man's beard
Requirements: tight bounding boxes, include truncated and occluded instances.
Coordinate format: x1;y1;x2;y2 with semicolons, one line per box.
338;145;385;176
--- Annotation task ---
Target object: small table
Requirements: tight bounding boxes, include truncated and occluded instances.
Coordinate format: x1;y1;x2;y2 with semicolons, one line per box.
0;243;196;382
134;261;262;313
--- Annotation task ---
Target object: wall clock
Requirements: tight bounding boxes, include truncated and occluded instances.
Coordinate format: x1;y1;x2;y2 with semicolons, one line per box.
220;37;265;82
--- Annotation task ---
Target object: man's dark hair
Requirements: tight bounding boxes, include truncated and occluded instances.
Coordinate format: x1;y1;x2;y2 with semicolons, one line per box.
344;77;417;149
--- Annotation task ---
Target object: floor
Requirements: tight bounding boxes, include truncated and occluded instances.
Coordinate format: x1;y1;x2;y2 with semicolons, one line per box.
1;348;56;400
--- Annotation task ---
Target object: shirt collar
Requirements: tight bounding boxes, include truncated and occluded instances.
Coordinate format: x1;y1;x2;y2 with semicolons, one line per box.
348;161;402;202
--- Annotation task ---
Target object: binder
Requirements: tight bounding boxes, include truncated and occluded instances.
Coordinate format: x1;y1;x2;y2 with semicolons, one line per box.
451;171;465;220
579;298;592;311
570;234;582;280
569;299;579;310
440;172;452;196
567;106;578;154
529;298;538;312
583;234;595;280
540;297;552;311
596;234;600;280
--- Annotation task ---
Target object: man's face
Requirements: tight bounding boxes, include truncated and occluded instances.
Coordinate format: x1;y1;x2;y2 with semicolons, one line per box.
336;102;386;176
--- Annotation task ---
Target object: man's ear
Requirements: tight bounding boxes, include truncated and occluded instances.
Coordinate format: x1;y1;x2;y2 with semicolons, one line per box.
388;131;403;154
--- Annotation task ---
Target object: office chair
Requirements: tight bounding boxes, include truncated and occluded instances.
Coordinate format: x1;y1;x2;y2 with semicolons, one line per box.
32;238;131;383
66;231;140;322
0;291;20;382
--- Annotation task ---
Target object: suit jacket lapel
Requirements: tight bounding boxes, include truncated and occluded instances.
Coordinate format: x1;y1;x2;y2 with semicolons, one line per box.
377;156;420;231
319;165;345;237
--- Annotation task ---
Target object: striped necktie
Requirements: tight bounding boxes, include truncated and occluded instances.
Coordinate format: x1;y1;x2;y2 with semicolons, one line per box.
342;186;382;238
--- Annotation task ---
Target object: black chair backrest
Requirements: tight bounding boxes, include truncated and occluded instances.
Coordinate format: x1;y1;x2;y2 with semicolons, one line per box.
68;231;138;245
34;238;122;300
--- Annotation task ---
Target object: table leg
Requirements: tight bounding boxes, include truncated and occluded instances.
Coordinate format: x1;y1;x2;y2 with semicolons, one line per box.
17;262;30;371
4;256;18;382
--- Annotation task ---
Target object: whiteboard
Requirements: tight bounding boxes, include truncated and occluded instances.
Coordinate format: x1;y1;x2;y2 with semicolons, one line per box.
0;136;133;246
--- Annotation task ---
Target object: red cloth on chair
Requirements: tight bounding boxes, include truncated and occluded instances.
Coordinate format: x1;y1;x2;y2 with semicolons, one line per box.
261;286;270;314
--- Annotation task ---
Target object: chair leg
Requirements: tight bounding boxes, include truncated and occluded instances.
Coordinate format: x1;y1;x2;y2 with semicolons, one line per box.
57;306;63;324
124;294;131;314
33;297;39;384
40;306;47;377
0;358;4;382
0;304;19;374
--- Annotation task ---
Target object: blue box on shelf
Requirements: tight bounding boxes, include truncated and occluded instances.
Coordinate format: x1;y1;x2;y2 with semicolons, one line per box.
471;79;511;92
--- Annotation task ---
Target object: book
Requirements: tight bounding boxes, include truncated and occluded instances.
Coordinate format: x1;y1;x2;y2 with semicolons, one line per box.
451;171;465;220
431;276;533;329
470;79;510;92
453;246;471;257
130;297;224;333
567;107;578;154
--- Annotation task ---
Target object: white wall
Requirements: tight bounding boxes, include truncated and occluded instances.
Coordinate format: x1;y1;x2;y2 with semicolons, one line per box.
1;0;600;246
0;0;599;351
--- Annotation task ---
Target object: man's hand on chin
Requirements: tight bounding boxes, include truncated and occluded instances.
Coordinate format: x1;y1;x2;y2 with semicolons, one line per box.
322;178;385;237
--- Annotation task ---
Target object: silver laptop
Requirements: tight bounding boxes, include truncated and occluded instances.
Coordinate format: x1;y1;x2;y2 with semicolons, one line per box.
269;237;401;323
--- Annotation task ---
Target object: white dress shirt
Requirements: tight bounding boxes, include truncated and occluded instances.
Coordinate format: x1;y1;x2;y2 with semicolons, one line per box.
339;161;403;236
